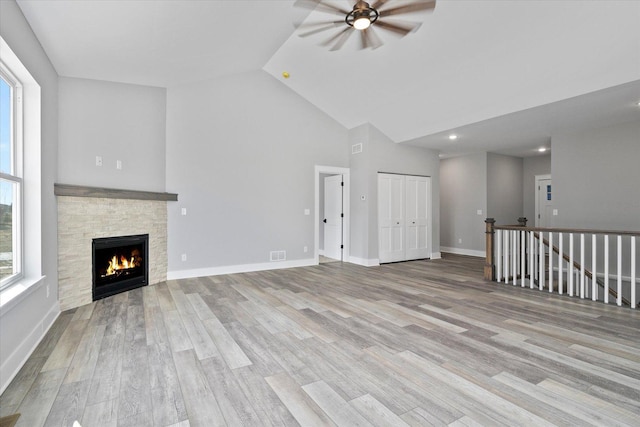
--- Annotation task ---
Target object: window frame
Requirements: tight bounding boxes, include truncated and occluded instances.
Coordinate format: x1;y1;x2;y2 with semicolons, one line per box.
0;62;24;290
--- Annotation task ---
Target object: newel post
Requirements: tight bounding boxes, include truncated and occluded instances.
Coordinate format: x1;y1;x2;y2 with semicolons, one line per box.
484;218;496;281
518;217;528;227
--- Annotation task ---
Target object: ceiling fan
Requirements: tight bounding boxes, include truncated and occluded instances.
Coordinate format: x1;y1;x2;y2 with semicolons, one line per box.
293;0;436;51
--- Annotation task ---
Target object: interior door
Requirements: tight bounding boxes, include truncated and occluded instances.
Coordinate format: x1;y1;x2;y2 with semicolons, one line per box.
405;175;430;260
323;175;343;261
378;173;405;263
537;178;553;227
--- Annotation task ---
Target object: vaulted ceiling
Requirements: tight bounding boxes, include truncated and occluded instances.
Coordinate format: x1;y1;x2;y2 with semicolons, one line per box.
16;0;640;157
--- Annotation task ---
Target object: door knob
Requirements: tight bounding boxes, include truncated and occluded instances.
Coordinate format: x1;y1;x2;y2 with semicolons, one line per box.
323;219;327;223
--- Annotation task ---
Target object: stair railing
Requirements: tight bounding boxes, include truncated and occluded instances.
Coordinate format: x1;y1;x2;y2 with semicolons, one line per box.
484;218;638;309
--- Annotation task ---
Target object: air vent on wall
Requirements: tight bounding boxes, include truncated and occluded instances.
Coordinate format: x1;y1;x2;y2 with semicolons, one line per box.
270;250;286;262
352;143;363;154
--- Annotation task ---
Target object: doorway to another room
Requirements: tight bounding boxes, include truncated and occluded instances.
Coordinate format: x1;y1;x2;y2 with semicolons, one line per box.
315;166;350;265
535;174;553;227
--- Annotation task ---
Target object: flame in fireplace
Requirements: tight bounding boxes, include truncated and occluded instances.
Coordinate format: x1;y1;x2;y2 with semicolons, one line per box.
104;249;142;277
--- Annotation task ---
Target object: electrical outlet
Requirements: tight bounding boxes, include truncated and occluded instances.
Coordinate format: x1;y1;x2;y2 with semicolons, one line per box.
458;238;462;244
477;209;483;215
304;246;308;253
96;156;103;166
181;254;187;261
116;160;122;170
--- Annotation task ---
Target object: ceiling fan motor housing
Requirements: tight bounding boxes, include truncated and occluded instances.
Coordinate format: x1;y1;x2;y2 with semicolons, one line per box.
346;1;379;29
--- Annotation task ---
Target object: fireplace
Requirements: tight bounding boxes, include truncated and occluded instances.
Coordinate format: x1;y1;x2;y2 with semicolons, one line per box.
92;234;149;301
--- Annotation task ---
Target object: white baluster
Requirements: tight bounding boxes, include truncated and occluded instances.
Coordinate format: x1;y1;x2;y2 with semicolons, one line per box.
558;232;563;295
580;233;585;299
549;232;554;293
632;236;636;309
569;233;574;297
512;230;517;286
592;234;597;301
616;235;622;305
529;230;534;289
504;229;509;283
521;230;526;288
604;235;609;304
496;230;502;282
617;235;622;306
539;232;544;291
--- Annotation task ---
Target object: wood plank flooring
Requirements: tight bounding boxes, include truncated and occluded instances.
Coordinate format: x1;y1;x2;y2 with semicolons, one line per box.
1;254;639;426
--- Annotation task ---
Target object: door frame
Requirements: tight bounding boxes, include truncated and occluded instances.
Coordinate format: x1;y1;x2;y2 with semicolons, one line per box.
315;165;350;265
534;174;552;227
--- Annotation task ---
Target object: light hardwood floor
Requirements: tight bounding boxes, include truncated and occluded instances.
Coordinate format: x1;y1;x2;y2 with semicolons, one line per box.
1;254;639;426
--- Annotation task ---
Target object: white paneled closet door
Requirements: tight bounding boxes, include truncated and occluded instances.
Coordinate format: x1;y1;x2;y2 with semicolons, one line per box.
405;175;430;260
378;173;405;263
378;173;431;264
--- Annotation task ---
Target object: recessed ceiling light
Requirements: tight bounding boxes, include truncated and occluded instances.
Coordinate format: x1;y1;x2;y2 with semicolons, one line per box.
448;134;458;141
538;147;547;152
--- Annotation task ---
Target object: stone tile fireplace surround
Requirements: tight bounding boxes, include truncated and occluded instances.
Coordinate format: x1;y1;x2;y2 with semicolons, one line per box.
55;184;177;311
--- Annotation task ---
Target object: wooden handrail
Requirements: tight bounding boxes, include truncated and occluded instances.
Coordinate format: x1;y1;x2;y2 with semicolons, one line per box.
486;218;637;308
495;225;640;237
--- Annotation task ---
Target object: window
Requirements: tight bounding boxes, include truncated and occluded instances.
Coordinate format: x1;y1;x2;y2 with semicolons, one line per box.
0;63;22;289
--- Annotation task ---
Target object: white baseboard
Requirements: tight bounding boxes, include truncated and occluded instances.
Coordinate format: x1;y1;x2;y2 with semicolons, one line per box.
0;301;60;395
431;252;442;260
167;258;317;280
347;256;380;267
441;247;486;258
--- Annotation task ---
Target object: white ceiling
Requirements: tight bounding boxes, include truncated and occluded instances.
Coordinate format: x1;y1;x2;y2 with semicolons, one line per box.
16;0;640;157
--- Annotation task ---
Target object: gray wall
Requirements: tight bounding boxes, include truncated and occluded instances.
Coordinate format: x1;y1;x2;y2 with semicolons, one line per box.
440;153;487;253
58;77;167;192
0;0;59;393
522;154;551;225
348;124;371;261
487;153;523;225
552;119;640;230
165;70;348;273
349;123;440;262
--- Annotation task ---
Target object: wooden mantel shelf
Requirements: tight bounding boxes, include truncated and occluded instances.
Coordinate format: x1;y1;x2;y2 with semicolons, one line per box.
54;183;178;202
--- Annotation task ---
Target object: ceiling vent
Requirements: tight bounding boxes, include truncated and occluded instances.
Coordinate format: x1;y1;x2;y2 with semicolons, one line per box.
352;143;363;154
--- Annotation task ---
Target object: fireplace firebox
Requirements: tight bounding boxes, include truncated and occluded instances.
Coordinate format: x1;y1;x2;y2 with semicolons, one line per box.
92;234;149;300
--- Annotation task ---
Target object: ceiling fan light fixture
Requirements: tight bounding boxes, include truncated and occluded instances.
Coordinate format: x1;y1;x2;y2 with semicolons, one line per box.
354;16;371;30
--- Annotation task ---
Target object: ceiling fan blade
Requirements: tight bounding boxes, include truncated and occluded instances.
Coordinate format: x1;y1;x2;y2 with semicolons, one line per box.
360;29;370;50
299;21;344;37
379;1;436;17
365;26;384;49
375;19;421;36
371;0;390;10
294;0;350;16
324;27;354;51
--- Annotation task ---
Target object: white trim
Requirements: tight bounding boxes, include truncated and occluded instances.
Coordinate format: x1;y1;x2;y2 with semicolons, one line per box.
167;258;316;280
534;174;552;227
0;300;59;394
347;256;380;267
441;247;486;258
0;275;45;313
431;252;442;260
315;165;350;266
